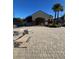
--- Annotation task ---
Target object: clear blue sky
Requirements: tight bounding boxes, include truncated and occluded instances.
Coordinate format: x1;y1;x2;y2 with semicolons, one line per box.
13;0;65;18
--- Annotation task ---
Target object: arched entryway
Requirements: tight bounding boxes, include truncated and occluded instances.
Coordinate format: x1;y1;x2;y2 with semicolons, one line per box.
35;17;45;25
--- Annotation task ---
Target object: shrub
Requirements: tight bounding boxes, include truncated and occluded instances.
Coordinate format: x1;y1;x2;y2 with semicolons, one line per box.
49;23;61;27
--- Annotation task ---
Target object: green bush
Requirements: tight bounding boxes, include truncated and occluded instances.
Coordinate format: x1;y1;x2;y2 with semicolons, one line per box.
49;23;61;27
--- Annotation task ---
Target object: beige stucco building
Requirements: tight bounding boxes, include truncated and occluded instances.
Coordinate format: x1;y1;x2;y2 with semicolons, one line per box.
32;10;53;25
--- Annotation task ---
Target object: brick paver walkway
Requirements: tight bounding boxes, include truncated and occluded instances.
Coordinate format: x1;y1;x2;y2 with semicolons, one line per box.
13;27;65;59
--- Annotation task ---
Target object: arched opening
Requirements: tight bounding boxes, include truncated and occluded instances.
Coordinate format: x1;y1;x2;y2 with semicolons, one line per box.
35;17;45;25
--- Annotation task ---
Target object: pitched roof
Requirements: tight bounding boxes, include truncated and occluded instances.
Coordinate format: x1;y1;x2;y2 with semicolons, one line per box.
32;10;53;17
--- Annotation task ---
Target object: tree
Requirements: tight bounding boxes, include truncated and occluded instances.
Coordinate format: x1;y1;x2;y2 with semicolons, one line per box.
13;18;24;27
23;16;33;26
52;3;63;24
24;16;32;22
